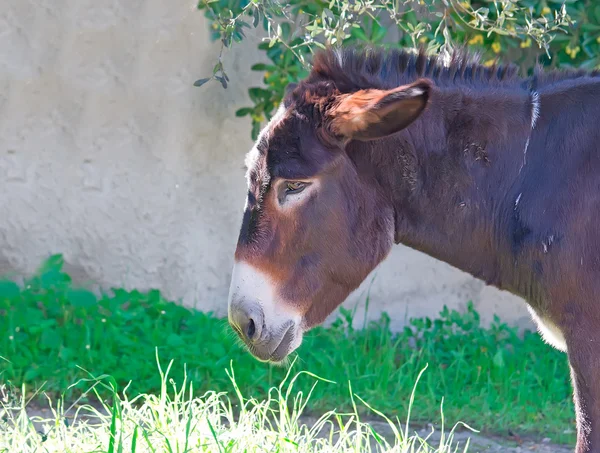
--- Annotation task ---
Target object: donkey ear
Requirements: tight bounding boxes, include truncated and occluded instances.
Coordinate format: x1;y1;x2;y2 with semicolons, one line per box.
285;82;298;95
328;79;431;141
283;82;298;108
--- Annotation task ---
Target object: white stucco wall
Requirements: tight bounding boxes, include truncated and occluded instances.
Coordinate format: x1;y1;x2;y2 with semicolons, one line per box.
0;0;534;331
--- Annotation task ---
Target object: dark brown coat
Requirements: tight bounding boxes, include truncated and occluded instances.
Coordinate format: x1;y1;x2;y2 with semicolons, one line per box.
227;46;600;452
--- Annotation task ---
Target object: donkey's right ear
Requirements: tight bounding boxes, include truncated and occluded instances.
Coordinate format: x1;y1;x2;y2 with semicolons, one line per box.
327;78;431;141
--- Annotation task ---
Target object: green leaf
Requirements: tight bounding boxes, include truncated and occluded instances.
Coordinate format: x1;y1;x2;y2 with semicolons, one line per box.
193;77;211;87
253;10;261;28
40;328;62;349
206;342;226;357
580;23;600;32
167;333;185;348
24;367;41;381
58;346;74;361
251;121;261;140
233;30;245;42
215;76;228;89
39;268;71;290
493;350;505;368
66;289;97;308
251;63;274;71
235;107;254;117
37;254;64;275
371;20;387;43
248;87;271;103
0;281;20;299
280;22;291;40
550;34;571;42
350;27;368;42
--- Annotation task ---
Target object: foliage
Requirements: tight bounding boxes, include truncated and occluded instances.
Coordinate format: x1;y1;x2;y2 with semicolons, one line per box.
194;0;600;139
0;255;574;443
1;359;472;453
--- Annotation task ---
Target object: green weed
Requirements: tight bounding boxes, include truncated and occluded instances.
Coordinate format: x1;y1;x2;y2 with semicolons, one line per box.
0;354;473;453
0;255;574;444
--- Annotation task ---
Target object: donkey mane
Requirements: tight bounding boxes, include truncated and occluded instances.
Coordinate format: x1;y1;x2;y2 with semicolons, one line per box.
301;46;600;94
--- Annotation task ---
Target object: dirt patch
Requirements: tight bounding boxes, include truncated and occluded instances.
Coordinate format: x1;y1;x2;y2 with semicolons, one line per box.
297;415;572;453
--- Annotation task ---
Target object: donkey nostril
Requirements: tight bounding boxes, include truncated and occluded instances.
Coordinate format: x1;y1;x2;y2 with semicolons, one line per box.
247;318;256;339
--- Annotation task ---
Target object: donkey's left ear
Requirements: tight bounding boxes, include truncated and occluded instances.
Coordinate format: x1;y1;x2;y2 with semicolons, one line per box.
283;82;299;108
328;78;431;141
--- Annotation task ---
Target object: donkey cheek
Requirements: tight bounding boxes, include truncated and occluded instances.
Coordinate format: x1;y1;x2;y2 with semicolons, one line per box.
280;262;323;304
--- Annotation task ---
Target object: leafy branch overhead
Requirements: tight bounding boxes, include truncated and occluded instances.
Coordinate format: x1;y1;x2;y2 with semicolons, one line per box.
196;0;600;139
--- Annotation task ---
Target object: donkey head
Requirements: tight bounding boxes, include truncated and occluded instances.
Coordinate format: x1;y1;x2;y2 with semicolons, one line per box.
228;67;431;362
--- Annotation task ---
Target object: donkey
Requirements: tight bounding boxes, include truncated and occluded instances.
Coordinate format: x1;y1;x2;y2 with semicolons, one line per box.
226;46;600;452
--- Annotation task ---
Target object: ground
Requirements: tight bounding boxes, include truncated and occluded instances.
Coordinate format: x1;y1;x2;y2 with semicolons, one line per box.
299;416;573;453
22;403;572;453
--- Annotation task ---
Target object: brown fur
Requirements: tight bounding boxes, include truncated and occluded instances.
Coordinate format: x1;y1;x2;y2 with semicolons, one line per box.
230;46;600;452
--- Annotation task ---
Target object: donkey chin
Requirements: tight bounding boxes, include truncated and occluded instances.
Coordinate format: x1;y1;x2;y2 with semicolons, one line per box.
227;261;304;363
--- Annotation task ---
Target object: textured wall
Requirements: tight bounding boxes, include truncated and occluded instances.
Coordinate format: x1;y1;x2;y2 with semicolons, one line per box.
0;0;534;331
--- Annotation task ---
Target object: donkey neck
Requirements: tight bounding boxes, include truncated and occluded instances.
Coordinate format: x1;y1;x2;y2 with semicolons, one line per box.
352;85;540;298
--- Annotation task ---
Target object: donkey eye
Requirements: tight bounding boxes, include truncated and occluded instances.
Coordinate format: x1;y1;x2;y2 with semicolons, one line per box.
285;181;307;194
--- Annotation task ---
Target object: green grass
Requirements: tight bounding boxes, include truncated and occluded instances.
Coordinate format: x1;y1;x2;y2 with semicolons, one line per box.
0;354;473;453
0;255;575;445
